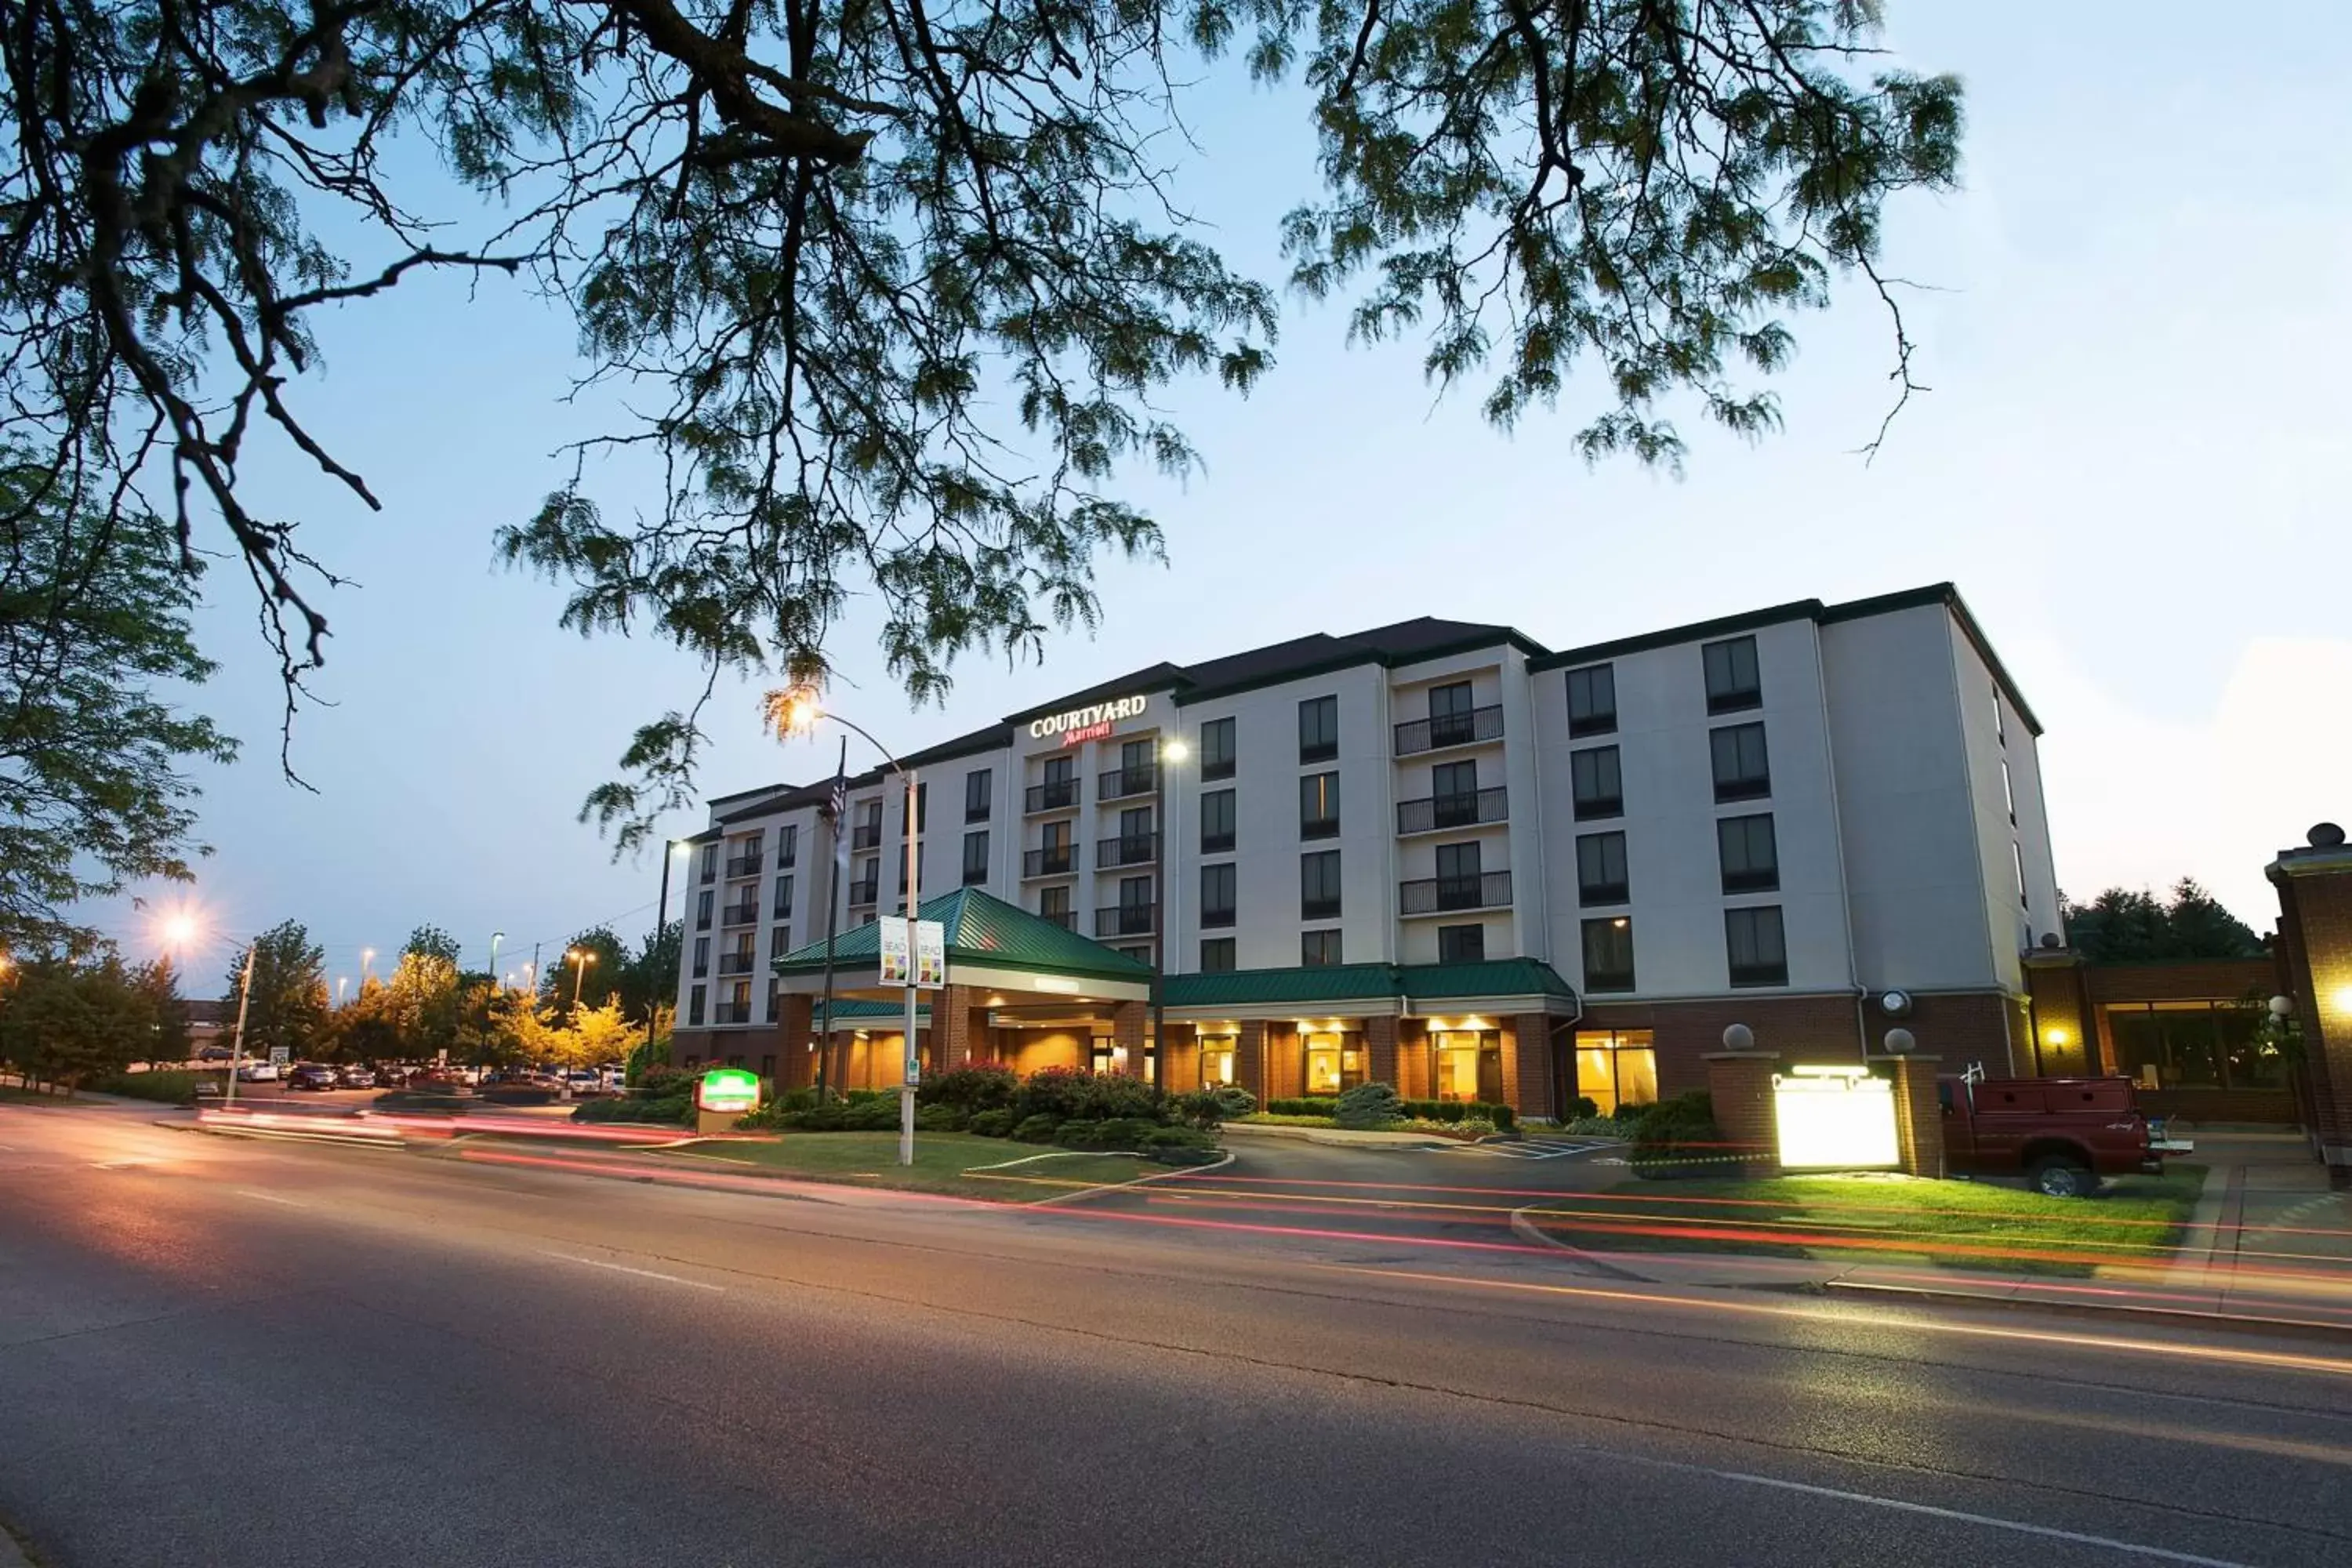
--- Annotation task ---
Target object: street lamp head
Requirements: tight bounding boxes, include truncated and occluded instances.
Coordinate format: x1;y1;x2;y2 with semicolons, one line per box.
671;840;694;858
158;911;200;950
1161;736;1189;763
762;681;826;741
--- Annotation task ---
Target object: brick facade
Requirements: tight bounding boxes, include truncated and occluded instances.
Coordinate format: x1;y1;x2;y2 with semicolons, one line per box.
1508;1013;1551;1120
2271;837;2352;1182
1702;1052;1780;1175
1365;1014;1399;1090
1889;1055;1945;1178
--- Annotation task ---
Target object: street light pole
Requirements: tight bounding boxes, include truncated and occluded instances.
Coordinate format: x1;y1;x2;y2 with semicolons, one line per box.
649;840;685;1056
224;945;256;1111
900;765;922;1168
1151;735;1189;1091
489;931;504;992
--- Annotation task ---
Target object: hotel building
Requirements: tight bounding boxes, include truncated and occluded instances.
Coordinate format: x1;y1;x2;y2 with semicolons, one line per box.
668;583;2060;1120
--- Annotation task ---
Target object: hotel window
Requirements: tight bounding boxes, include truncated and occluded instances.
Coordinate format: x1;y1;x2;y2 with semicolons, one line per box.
1119;875;1152;921
776;824;797;867
1716;813;1778;894
2105;1000;2278;1091
896;841;925;895
1039;884;1072;927
914;781;928;832
773;873;796;917
1581;916;1635;993
1576;830;1628;906
2001;758;2017;825
1710;722;1770;802
1574;1028;1657;1115
1200;937;1236;972
1431;760;1479;826
1437;923;1485;962
695;889;714;931
700;843;718;883
962;830;990;885
688;984;706;1026
1566;664;1617;737
1298;695;1338;764
1703;634;1762;713
1201;862;1237;928
1118;945;1153;964
2013;840;2029;908
1303;1032;1365;1095
1198;1036;1238;1087
1300;771;1341;839
1118;805;1154;862
856;798;884;847
1201;788;1236;854
770;925;793;959
1428;680;1475;747
691;936;710;978
1301;850;1341;921
1725;906;1788;986
1434;1029;1502;1103
965;768;993;823
1571;746;1622;819
1301;929;1343;967
1200;717;1236;780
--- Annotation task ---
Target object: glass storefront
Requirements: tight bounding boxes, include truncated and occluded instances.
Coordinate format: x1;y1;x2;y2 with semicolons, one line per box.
1199;1036;1237;1088
1303;1032;1366;1095
2103;1001;2277;1091
1433;1029;1503;1102
1573;1028;1657;1115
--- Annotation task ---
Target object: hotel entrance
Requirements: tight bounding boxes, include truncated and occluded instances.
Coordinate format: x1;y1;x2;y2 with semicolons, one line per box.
1302;1030;1366;1095
1433;1029;1503;1102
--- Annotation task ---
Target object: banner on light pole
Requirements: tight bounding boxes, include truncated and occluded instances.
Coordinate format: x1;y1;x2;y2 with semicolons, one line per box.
877;915;911;986
914;920;946;989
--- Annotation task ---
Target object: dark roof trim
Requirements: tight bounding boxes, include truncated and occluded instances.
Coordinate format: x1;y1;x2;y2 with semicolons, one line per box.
1002;665;1189;725
1174;629;1548;707
1528;599;1824;672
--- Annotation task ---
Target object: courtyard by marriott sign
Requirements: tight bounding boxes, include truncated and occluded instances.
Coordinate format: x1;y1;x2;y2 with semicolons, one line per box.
1029;695;1149;747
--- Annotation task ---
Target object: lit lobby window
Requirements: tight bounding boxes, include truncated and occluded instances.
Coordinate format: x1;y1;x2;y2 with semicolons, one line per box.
1574;1028;1657;1115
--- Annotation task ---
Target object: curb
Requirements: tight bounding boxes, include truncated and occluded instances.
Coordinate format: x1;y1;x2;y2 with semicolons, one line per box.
1822;1279;2352;1346
0;1515;34;1568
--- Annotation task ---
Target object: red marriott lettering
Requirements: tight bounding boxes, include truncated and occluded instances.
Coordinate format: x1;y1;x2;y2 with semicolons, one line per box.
1027;695;1150;744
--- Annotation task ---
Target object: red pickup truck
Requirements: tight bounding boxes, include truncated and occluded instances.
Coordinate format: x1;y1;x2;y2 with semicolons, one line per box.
1937;1075;2194;1197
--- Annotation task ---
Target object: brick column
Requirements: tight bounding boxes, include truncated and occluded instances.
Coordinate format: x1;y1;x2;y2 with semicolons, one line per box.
1365;1014;1399;1089
1888;1055;1945;1178
2270;829;2352;1184
1703;1051;1781;1176
777;993;815;1090
1111;1000;1147;1073
1236;1021;1269;1100
1395;1023;1430;1101
1511;1013;1555;1122
935;985;978;1072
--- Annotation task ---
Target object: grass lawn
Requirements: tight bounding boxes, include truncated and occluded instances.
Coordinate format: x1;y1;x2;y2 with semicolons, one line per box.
1520;1167;2209;1276
0;1084;104;1105
672;1131;1193;1203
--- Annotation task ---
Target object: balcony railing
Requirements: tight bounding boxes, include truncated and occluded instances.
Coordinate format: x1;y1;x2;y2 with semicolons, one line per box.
776;838;797;868
1578;880;1629;906
724;851;764;879
1398;869;1512;915
720;901;761;927
1096;833;1158;869
1025;777;1080;813
713;1002;753;1025
851;822;883;851
1394;704;1504;757
1200;827;1235;855
718;953;757;976
1023;843;1077;878
1301;895;1341;920
1098;764;1156;802
1200;904;1236;930
1396;786;1508;836
846;878;878;906
1039;908;1077;931
1300;815;1340;842
1094;906;1155;939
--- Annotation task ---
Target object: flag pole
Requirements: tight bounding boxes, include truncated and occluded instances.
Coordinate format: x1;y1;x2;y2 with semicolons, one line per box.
815;736;847;1102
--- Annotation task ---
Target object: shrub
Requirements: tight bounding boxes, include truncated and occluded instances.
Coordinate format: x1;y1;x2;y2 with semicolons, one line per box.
1051;1118;1102;1148
1211;1084;1257;1120
1334;1081;1405;1129
846;1094;902;1131
88;1069;206;1105
573;1094;692;1127
1011;1113;1060;1143
1396;1098;1517;1131
623;1037;671;1087
1017;1066;1094;1121
636;1064;700;1099
915;1102;966;1132
1628;1090;1723;1176
967;1108;1018;1138
1265;1097;1339;1118
919;1064;1019;1112
1566;1114;1634;1136
1173;1087;1230;1129
1140;1124;1216;1152
1563;1095;1600;1122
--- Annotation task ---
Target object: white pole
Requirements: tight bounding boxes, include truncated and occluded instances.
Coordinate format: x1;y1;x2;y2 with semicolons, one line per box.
901;766;920;1167
224;946;255;1110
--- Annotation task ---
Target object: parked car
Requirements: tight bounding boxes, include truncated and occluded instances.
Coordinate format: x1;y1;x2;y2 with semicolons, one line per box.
336;1065;377;1090
373;1064;412;1087
235;1062;281;1083
197;1045;235;1062
1940;1074;2195;1198
285;1063;341;1091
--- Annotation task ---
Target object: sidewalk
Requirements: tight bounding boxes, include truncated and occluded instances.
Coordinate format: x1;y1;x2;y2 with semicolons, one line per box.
1222;1121;1453;1149
1519;1135;2352;1338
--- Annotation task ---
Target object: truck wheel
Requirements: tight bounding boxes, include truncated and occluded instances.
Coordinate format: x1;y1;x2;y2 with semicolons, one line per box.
2029;1156;2097;1199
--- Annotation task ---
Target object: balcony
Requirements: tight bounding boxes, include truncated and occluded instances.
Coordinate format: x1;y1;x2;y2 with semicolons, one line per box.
1025;776;1080;814
1094;906;1155;939
1200;827;1235;855
1300;815;1340;842
1301;895;1341;920
1396;786;1508;837
725;851;764;879
1098;764;1156;802
846;877;879;906
851;822;883;851
1578;880;1629;907
1096;833;1158;869
1039;908;1077;931
776;838;797;868
713;1002;753;1025
1399;869;1513;916
720;900;760;927
717;953;757;976
1200;905;1236;930
1394;704;1504;757
1023;843;1077;878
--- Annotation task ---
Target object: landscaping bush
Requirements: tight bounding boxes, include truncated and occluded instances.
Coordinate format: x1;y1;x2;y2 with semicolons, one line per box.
1628;1091;1724;1177
1140;1124;1216;1152
967;1108;1018;1138
1011;1113;1061;1143
573;1094;693;1127
87;1069;207;1105
1051;1118;1102;1148
1265;1097;1339;1117
1562;1095;1600;1121
915;1102;966;1132
1018;1066;1163;1123
623;1037;671;1087
1174;1087;1232;1129
1396;1098;1516;1131
1334;1082;1405;1129
918;1064;1019;1113
1566;1114;1635;1136
1211;1085;1256;1120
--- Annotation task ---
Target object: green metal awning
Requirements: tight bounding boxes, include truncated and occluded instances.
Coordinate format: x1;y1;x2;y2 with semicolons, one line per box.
1163;958;1577;1014
773;887;1155;988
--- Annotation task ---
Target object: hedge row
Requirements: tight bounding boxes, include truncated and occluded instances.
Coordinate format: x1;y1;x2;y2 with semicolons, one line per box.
1262;1091;1516;1131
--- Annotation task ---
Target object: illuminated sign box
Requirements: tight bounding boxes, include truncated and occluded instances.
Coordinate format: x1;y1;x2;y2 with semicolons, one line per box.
1029;695;1149;746
1773;1065;1898;1171
697;1068;762;1116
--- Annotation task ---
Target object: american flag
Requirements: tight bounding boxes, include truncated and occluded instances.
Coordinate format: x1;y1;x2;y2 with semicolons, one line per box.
829;766;850;870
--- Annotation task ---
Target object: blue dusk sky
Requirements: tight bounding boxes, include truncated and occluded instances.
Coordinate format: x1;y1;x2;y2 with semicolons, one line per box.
89;2;2352;988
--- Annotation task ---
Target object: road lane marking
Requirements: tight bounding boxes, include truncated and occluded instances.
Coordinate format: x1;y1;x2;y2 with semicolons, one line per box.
237;1190;307;1207
541;1252;724;1292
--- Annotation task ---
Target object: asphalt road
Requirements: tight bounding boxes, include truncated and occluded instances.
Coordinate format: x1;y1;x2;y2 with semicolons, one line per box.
4;1102;2350;1568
